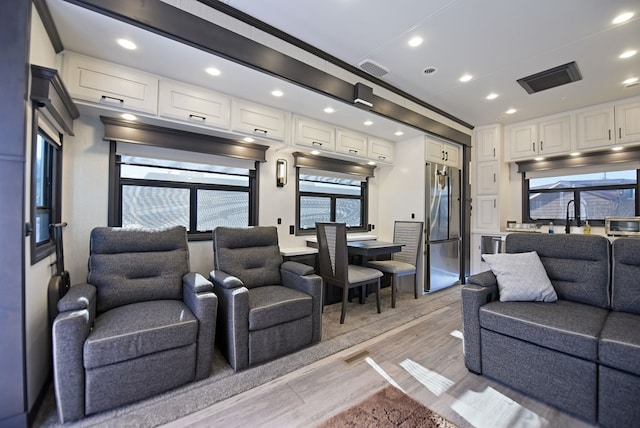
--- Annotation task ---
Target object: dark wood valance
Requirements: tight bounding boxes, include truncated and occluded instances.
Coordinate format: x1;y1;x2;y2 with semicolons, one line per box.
101;116;269;162
293;152;376;177
30;65;79;135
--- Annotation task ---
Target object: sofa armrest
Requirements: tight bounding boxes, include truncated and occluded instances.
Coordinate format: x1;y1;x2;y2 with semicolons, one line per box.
281;260;315;276
183;272;218;380
210;272;250;371
461;279;499;374
469;270;499;289
57;283;96;315
281;266;323;343
209;270;244;290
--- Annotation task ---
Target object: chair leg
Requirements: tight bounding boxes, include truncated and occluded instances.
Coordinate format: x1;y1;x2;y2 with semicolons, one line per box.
376;279;381;314
413;274;419;299
391;275;397;308
341;286;348;324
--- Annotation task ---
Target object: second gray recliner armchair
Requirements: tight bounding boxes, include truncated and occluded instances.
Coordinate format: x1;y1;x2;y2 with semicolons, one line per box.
210;226;323;371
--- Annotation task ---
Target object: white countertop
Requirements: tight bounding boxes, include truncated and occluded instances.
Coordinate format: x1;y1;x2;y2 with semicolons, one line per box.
280;247;318;257
304;233;378;244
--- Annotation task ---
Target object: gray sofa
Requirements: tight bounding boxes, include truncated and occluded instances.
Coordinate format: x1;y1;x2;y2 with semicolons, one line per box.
52;226;217;422
462;233;640;427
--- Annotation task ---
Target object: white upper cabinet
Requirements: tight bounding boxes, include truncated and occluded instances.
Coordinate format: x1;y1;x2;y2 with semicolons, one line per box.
476;162;499;195
615;100;640;145
426;138;460;168
294;116;335;151
475;126;499;162
576;106;615;150
505;114;571;161
158;80;230;129
231;99;286;141
368;138;394;164
336;128;367;158
63;52;158;115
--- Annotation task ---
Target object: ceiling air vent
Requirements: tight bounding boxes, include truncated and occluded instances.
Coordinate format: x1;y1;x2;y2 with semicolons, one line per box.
517;61;582;94
358;59;389;78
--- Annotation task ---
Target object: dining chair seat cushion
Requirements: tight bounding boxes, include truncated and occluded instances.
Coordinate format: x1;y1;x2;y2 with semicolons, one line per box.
83;300;198;369
348;264;383;284
367;260;417;275
248;285;313;330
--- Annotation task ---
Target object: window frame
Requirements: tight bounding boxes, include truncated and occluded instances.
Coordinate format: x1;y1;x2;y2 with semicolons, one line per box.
295;168;369;235
30;114;62;264
523;170;640;226
109;147;258;240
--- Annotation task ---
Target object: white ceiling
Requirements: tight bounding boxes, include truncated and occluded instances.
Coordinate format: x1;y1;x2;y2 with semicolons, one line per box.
45;0;640;140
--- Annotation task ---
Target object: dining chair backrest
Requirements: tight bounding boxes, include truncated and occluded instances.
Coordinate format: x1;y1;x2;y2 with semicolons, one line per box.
316;222;349;284
392;221;424;266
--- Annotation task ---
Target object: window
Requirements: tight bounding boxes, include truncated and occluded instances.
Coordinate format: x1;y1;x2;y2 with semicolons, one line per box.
31;127;61;264
297;170;367;233
525;169;638;225
113;153;256;239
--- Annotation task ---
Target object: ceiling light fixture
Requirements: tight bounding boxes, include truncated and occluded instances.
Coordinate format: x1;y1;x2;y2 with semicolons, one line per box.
506;108;517;115
612;12;634;24
486;93;499;100
459;74;473;82
394;131;404;136
408;36;423;47
612;146;623;151
311;150;320;155
121;113;137;121
205;67;221;76
534;157;544;161
619;49;637;59
324;107;335;114
364;120;373;126
623;77;638;86
243;137;255;143
271;90;284;97
570;152;581;157
117;39;136;50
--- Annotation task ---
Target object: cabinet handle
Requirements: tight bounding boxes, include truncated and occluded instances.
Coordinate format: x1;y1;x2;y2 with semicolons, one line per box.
100;95;124;105
493;173;496;182
442;150;445;161
445;151;449;161
532;142;535;152
493;147;496;158
494;199;496;208
377;155;386;160
311;141;323;146
609;129;612;141
619;128;622;139
349;149;358;154
540;141;544;151
188;114;206;121
253;128;268;135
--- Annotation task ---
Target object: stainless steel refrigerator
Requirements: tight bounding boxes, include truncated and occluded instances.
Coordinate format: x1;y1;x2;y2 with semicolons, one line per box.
425;162;461;292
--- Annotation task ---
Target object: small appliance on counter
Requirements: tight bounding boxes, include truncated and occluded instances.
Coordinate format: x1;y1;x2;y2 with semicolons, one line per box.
605;217;640;236
505;221;541;233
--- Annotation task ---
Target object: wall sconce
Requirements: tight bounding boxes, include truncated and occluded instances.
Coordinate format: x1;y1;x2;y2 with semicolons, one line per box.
276;158;287;187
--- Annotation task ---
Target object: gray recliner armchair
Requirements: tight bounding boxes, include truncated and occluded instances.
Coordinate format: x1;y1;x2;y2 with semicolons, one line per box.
52;226;217;422
210;226;323;371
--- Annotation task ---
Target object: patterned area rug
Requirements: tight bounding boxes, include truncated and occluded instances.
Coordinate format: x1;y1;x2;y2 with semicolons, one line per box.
318;385;458;428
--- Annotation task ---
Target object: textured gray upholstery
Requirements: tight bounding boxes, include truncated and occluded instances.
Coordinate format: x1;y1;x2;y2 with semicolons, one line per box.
464;233;640;427
210;226;322;371
52;226;217;423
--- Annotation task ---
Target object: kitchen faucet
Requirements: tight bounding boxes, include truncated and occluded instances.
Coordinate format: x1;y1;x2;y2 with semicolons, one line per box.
565;199;582;234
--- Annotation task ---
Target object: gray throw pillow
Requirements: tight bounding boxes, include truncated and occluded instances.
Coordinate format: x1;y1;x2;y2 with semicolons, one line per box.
482;251;558;302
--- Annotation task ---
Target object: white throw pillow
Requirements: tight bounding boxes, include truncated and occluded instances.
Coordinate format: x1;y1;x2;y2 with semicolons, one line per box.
482;251;558;302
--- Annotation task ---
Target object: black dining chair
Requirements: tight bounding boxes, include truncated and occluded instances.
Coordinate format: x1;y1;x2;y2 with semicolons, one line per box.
367;221;424;307
316;222;382;324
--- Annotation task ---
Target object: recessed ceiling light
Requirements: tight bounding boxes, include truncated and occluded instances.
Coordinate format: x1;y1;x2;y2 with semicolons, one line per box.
619;49;637;59
271;90;284;97
570;152;581;157
368;161;376;166
612;146;624;151
506;108;517;115
459;74;473;82
623;77;638;85
117;39;137;50
612;12;634;24
534;157;544;161
311;150;320;155
408;36;423;47
486;93;499;100
121;113;137;120
205;67;221;76
324;107;335;114
243;137;255;143
364;120;373;126
394;131;404;136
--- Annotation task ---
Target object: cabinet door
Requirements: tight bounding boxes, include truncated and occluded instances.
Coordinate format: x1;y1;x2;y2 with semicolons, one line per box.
294;117;335;151
231;100;286;141
475;196;499;231
443;142;460;168
158;80;230;129
475;126;498;162
63;53;158;115
426;140;445;163
615;101;640;145
476;162;498;195
336;129;367;158
576;106;615;150
507;123;537;160
538;115;571;156
368;138;394;164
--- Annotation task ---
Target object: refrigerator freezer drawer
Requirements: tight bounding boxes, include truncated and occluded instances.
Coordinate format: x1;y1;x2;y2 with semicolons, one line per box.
426;240;460;292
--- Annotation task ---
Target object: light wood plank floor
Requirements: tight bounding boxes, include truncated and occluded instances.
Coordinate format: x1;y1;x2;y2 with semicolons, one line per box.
163;287;595;428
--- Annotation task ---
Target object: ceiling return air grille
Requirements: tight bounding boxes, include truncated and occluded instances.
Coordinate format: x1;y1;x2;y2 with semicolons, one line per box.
358;59;389;77
517;61;582;94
